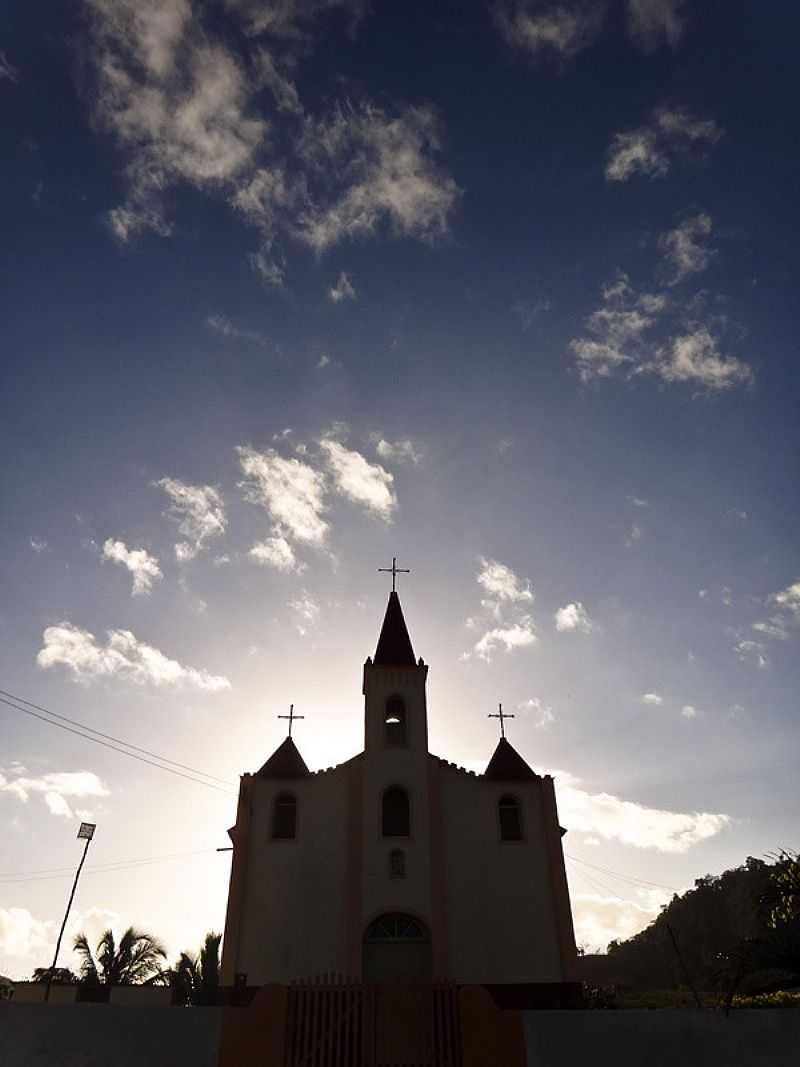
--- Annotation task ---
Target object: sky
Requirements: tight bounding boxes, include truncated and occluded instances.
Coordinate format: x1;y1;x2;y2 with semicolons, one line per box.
1;0;799;978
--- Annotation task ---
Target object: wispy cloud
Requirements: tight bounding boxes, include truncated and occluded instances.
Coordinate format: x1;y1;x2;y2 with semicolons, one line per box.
372;436;423;465
752;578;800;642
206;314;267;347
0;50;19;82
1;768;109;820
155;477;227;561
606;105;722;182
494;0;607;59
328;271;356;303
734;638;769;670
640;692;663;706
659;212;714;284
518;696;554;727
249;534;306;573
288;591;320;635
512;295;551;330
295;102;460;252
554;769;730;853
626;0;686;51
464;558;537;661
102;538;162;596
554;601;593;633
37;622;231;690
320;439;397;520
681;704;698;719
238;445;329;549
29;538;48;554
659;328;752;390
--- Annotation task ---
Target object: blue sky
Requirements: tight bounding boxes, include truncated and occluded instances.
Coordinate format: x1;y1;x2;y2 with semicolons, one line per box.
1;0;798;976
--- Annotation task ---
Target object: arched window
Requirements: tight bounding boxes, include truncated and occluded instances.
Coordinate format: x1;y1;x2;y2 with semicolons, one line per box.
389;849;406;879
365;914;427;943
498;795;522;841
382;787;410;837
363;913;431;981
272;793;297;839
385;695;407;745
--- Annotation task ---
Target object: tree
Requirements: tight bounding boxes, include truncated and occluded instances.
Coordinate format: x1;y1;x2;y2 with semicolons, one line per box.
73;927;167;986
170;932;222;1006
31;967;77;984
767;850;800;928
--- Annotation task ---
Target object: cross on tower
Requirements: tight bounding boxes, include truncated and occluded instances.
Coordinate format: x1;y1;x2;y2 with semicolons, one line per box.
488;702;514;740
378;556;410;593
278;703;304;738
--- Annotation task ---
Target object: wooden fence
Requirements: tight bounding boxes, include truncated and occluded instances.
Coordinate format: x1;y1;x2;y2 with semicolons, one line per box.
283;975;462;1067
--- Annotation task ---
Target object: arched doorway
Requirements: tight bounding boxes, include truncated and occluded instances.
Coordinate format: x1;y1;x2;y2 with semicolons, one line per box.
362;913;432;981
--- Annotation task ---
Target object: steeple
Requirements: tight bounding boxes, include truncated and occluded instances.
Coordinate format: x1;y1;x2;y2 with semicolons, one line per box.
256;737;310;779
484;737;539;781
373;591;417;666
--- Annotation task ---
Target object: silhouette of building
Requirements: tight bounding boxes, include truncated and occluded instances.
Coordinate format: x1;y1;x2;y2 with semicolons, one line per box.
221;591;577;992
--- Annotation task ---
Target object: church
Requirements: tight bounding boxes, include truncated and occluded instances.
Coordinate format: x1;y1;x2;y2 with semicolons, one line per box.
221;585;577;994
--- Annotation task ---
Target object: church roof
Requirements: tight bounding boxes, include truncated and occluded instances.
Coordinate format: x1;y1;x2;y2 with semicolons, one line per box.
484;737;540;782
374;591;416;666
256;737;311;779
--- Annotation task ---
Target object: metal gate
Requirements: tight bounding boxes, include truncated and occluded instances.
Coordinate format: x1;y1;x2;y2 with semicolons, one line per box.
283;975;462;1067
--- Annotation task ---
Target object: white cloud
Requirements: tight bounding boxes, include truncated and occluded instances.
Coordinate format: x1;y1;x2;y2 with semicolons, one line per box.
477;558;533;604
734;638;769;670
554;770;730;853
465;558;537;661
1;769;109;820
658;328;753;390
155;477;226;560
660;212;714;284
249;535;305;573
572;891;667;953
628;495;648;508
554;601;593;633
0;909;52;968
494;1;607;59
752;579;800;642
640;692;663;706
238;445;329;544
626;0;686;50
288;591;320;635
328;271;356;303
87;0;267;241
320;440;397;520
102;538;162;596
0;50;19;83
295;102;460;252
625;523;643;546
317;353;331;369
517;696;554;728
37;622;231;691
373;437;423;465
681;704;698;719
29;538;48;553
206;313;267;347
474;620;537;661
606;105;722;182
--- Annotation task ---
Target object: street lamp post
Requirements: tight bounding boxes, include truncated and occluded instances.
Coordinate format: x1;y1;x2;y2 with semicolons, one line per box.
44;822;96;1003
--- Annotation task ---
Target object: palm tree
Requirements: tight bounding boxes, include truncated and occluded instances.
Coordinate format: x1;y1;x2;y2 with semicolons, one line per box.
171;932;221;1006
73;927;167;986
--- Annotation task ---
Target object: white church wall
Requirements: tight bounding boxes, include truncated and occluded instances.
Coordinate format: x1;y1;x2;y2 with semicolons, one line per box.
439;766;562;983
236;769;350;984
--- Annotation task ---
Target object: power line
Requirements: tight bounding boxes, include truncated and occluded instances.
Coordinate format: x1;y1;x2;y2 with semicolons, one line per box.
0;848;220;885
0;692;237;796
566;852;677;893
0;688;235;787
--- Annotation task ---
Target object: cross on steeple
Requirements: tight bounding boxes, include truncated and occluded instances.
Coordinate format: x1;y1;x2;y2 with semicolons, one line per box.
278;703;304;738
378;556;410;593
488;702;514;739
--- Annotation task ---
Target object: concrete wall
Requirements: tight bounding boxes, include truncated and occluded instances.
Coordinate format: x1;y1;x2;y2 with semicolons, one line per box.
440;766;562;984
523;1010;800;1067
0;1005;222;1067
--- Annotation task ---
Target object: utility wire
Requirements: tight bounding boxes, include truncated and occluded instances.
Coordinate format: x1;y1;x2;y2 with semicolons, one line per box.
566;852;676;893
0;691;237;797
0;848;220;885
0;687;235;787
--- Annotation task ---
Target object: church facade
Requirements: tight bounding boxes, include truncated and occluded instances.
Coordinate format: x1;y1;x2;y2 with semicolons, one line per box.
221;591;577;990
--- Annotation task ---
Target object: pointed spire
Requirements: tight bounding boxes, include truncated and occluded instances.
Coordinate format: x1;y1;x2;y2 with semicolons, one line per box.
484;737;539;781
256;737;310;779
374;591;416;666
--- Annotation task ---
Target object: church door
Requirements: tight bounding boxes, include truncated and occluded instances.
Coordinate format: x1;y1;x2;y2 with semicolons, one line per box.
362;913;432;981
